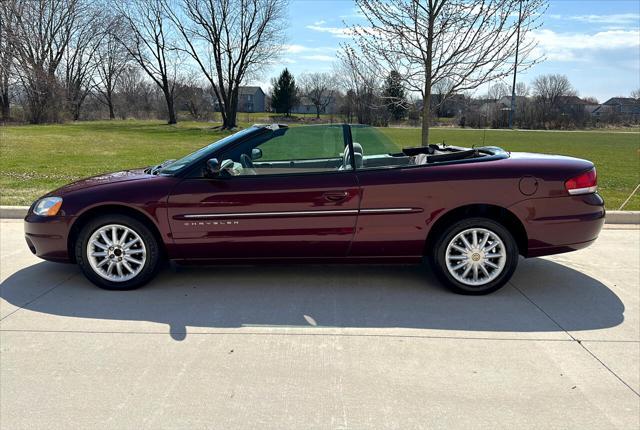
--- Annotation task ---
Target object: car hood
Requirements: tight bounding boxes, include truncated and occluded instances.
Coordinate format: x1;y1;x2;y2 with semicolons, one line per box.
49;169;153;195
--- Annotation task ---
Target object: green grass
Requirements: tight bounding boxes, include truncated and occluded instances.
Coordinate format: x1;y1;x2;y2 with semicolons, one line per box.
1;120;638;210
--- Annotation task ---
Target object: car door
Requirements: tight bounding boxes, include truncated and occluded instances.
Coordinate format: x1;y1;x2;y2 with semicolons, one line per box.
167;124;360;260
348;125;432;259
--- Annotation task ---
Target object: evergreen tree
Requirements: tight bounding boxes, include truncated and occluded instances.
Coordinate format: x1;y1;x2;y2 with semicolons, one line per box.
271;68;299;116
383;71;407;121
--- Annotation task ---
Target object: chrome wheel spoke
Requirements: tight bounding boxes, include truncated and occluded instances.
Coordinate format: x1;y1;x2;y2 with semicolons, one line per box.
479;233;489;249
462;264;472;278
451;244;466;253
96;258;109;268
99;231;112;246
460;234;472;250
485;260;500;269
124;255;143;265
91;251;107;257
484;241;499;253
122;260;134;274
92;240;108;250
123;238;139;249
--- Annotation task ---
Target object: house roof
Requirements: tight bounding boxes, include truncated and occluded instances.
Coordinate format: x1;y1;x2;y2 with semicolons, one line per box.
603;97;640;106
238;86;264;96
557;95;588;105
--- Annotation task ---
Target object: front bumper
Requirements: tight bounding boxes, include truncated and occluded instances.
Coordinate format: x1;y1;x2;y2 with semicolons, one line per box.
509;193;605;258
24;214;75;263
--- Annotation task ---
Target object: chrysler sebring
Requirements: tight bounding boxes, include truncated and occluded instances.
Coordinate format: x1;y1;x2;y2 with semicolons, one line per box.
24;124;604;294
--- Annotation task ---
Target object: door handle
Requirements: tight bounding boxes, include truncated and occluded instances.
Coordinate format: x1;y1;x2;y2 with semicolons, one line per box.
323;191;349;202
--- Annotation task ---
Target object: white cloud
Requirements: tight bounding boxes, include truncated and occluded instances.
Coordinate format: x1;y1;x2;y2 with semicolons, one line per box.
306;24;355;38
300;54;335;62
556;13;640;25
313;20;326;26
532;29;640;61
284;44;336;54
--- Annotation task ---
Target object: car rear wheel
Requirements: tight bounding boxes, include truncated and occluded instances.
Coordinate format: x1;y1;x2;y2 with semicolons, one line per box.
75;214;161;290
431;217;519;295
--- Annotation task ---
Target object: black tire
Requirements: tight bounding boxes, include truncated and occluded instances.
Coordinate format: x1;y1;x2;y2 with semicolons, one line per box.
74;214;162;290
430;217;519;295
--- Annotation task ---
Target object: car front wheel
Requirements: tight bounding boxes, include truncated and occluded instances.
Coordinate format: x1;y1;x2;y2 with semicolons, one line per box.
431;217;519;295
75;214;161;290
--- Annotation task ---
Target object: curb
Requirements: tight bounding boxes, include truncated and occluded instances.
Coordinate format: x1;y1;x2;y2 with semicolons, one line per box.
604;211;640;224
1;205;639;224
0;206;29;219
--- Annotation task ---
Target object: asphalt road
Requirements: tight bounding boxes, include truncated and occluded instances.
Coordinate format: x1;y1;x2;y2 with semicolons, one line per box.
1;220;638;429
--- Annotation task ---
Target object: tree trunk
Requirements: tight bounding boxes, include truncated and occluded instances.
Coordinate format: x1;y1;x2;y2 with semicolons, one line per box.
315;105;320;119
108;101;115;120
421;11;435;147
421;80;431;147
1;92;9;121
164;90;177;124
223;87;239;129
107;88;115;119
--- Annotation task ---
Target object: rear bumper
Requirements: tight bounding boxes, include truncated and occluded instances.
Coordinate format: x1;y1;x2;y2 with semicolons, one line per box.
509;193;605;258
24;214;74;263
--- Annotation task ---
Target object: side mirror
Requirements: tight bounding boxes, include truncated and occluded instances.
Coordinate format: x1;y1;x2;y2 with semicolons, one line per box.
205;158;234;178
251;148;263;160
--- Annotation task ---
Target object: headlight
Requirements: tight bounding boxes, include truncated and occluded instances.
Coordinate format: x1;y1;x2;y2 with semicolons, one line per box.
33;197;63;216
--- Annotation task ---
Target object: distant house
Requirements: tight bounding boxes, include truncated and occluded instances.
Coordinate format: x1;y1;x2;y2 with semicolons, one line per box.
238;86;265;112
555;95;588;116
212;86;266;112
430;93;467;117
290;95;337;115
594;97;640;119
496;95;527;110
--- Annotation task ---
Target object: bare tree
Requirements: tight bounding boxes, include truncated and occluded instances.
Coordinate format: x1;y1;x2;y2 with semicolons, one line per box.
164;0;287;129
631;88;640;100
515;81;529;97
2;0;87;123
335;54;387;125
345;0;547;145
60;6;104;120
487;82;510;101
93;16;130;119
116;0;180;124
299;72;336;118
0;2;14;121
533;73;575;114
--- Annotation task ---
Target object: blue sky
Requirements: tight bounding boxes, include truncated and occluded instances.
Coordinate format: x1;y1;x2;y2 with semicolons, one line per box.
257;0;640;101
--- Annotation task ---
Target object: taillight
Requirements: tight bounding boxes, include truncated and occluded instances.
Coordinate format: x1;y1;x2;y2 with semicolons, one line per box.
565;168;597;195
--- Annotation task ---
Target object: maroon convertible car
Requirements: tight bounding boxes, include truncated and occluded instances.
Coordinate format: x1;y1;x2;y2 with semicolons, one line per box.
24;124;604;294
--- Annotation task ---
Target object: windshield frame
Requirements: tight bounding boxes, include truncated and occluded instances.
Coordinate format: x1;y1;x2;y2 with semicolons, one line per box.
158;126;263;176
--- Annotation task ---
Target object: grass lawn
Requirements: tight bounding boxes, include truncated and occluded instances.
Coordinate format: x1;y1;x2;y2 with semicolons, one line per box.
1;120;638;210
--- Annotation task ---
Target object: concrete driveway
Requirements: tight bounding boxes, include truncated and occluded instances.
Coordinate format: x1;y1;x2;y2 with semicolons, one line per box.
1;219;638;429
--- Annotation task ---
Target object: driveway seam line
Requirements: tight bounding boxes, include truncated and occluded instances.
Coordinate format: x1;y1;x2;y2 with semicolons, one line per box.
0;273;77;322
510;281;640;398
0;328;575;341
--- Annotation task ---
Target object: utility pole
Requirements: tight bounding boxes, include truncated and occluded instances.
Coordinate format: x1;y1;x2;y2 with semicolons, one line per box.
509;0;523;130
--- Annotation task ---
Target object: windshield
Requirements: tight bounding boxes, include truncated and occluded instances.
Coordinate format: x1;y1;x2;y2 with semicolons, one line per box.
159;127;259;175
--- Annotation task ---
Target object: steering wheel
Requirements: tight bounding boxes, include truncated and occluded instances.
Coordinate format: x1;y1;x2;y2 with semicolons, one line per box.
240;153;254;169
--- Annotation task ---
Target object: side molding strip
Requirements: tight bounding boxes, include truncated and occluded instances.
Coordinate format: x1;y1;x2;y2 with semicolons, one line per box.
180;207;420;219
